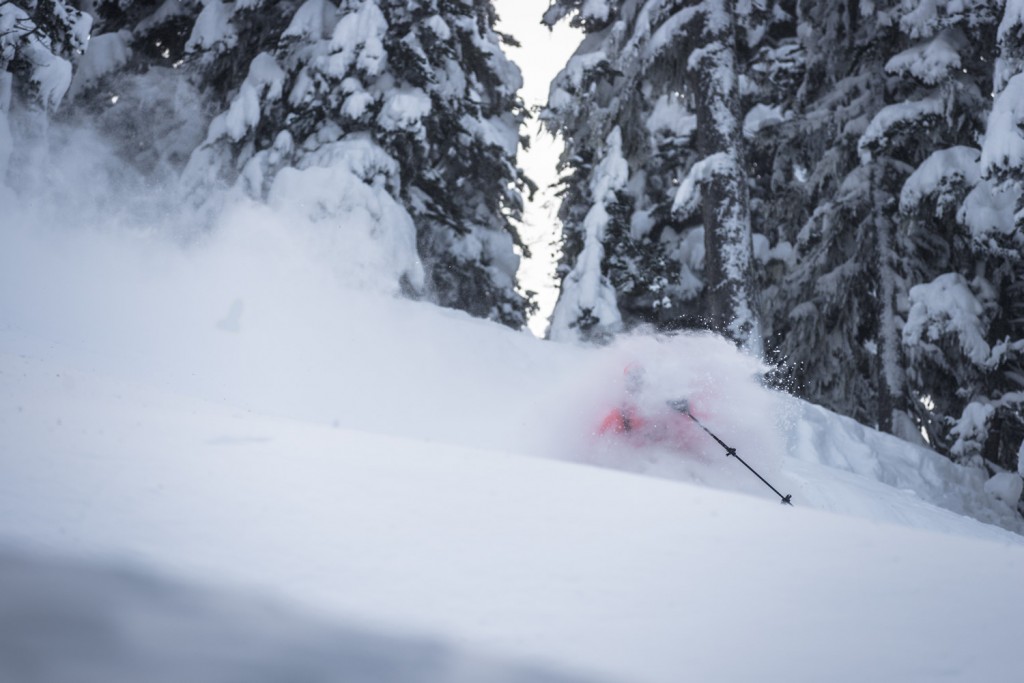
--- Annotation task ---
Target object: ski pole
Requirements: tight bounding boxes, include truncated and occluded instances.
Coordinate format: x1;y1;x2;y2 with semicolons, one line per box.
668;399;793;506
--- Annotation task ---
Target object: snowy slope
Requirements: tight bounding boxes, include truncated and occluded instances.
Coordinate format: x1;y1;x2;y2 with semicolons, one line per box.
0;547;592;683
2;213;1023;682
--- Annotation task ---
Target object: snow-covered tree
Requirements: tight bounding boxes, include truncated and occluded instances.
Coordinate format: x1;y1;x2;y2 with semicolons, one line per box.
179;0;532;327
679;0;762;353
880;2;1002;445
547;125;629;342
1;0;91;191
543;0;788;347
884;3;1002;459
740;7;803;347
767;2;982;436
10;0;1021;479
901;0;1024;472
763;0;1023;474
769;1;903;430
541;0;666;342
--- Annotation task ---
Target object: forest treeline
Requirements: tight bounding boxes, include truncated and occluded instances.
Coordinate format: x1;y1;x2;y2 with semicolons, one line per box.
2;0;1022;477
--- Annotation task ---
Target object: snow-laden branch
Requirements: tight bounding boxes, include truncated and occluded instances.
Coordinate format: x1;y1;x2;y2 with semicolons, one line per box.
671;151;732;217
858;96;944;163
899;146;980;215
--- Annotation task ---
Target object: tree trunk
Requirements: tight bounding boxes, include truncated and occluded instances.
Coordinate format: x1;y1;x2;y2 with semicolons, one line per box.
874;186;904;435
686;1;762;354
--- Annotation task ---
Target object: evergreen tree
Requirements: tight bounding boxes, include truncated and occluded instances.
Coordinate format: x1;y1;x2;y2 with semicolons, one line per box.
542;0;663;342
975;0;1024;474
877;1;1001;443
738;2;803;349
543;0;790;346
179;0;532;327
768;1;980;434
902;0;1024;472
768;0;1021;473
886;1;1005;459
1;0;91;190
769;1;900;429
547;124;630;342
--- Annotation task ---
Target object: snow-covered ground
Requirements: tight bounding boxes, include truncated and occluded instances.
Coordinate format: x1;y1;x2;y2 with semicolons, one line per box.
2;202;1023;682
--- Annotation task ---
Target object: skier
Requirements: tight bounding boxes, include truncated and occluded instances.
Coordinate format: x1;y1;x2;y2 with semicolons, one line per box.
596;362;795;504
597;363;648;437
596;363;700;450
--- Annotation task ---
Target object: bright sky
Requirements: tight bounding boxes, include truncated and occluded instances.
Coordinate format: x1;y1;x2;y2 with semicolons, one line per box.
493;1;581;335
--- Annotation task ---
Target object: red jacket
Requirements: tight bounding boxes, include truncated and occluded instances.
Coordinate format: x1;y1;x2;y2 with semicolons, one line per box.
598;405;645;435
597;402;699;452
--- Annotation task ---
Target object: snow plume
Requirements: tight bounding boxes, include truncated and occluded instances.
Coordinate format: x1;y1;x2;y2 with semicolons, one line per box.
274;137;424;291
66;31;133;100
2;120;427;372
6;112;1024;683
3;122;538;453
176;65;425;293
539;331;787;502
0;73;12;190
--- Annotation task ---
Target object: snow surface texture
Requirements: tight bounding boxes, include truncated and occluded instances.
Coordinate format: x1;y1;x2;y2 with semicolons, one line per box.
0;548;588;683
3;138;1024;681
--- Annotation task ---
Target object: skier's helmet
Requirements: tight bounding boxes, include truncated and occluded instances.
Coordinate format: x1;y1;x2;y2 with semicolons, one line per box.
624;363;645;395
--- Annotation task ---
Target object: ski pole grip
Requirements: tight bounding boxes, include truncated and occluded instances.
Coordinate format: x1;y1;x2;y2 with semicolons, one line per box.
667;398;690;413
